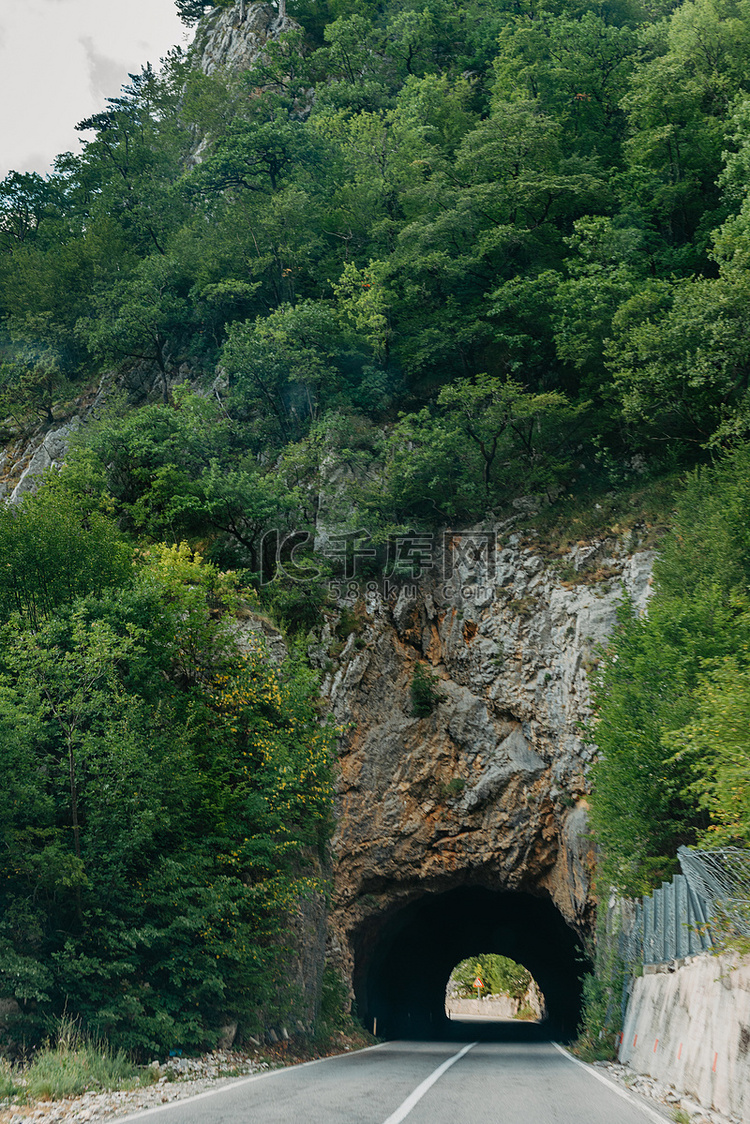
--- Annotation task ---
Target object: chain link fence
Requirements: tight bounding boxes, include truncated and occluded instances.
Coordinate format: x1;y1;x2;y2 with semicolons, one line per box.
618;847;750;972
677;846;750;938
595;849;750;1046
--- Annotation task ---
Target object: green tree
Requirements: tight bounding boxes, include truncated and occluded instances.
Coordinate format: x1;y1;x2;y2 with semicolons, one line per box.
0;172;63;254
71;62;191;257
66;391;300;569
605;272;750;447
666;653;750;846
590;443;750;892
493;9;637;160
0;477;133;628
0;314;76;425
449;954;532;999
80;255;193;403
0;543;335;1051
621;0;750;263
378;375;576;524
221;302;346;445
176;0;233;25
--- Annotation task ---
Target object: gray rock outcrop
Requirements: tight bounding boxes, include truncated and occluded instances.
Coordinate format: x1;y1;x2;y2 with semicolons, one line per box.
4;419;80;502
194;2;297;75
320;529;656;979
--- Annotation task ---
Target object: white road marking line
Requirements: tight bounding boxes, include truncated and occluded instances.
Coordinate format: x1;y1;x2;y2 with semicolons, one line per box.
380;1041;477;1124
552;1042;671;1123
116;1040;389;1121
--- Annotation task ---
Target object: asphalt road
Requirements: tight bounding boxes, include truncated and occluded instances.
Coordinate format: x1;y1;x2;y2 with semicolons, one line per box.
122;1037;668;1124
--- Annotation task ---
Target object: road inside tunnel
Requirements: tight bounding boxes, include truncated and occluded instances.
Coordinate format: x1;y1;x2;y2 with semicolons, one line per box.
353;886;588;1042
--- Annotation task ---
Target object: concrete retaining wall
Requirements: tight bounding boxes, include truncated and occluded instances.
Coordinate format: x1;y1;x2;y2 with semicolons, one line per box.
446;995;521;1019
619;952;750;1120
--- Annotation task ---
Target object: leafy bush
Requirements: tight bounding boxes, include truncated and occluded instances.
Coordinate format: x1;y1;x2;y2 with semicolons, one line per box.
411;663;442;717
575;973;622;1062
438;777;465;800
316;966;350;1037
261;573;331;635
0;477;133;627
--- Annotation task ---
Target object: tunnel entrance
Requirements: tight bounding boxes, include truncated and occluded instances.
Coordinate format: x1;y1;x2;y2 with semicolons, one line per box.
352;886;588;1042
445;953;546;1024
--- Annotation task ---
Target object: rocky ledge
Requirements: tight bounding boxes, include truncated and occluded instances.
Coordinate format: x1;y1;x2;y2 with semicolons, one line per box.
193;2;297;76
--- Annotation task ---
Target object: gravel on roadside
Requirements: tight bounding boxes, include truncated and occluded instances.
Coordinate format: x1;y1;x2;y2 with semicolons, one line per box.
593;1059;744;1124
0;1050;271;1124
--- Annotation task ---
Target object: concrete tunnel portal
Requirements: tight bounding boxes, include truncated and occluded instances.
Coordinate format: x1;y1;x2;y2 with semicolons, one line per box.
352;886;588;1042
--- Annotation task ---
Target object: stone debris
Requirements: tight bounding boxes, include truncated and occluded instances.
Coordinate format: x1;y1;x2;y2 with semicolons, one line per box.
0;1050;270;1124
594;1060;744;1124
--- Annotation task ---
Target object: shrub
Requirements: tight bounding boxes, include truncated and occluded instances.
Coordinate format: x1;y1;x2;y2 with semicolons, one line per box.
411;663;442;717
25;1020;135;1100
0;1058;18;1101
317;966;350;1036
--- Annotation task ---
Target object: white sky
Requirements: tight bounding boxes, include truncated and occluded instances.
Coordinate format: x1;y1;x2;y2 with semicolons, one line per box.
0;0;193;179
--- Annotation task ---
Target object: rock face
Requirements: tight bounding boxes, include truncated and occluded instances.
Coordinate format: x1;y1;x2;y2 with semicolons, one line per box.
319;529;656;1001
2;419;80;502
0;373;116;502
193;2;297;76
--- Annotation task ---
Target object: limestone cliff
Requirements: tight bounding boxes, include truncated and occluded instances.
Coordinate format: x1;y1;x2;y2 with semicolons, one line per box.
0;373;115;502
192;1;297;76
318;529;655;988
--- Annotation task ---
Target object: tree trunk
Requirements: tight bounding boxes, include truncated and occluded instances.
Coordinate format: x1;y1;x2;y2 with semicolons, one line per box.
155;337;171;404
68;736;81;864
68;733;84;923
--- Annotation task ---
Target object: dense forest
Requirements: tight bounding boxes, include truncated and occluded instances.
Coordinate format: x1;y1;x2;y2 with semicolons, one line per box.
5;0;750;533
1;0;750;1055
590;443;750;893
0;480;336;1052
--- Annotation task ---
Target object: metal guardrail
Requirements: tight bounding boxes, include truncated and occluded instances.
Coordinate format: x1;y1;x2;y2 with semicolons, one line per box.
614;848;749;1035
620;847;750;969
629;874;712;965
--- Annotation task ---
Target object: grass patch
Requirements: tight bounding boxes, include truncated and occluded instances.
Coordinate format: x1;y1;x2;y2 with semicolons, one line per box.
137;1064;161;1087
24;1019;136;1101
0;1058;18;1101
437;777;465;800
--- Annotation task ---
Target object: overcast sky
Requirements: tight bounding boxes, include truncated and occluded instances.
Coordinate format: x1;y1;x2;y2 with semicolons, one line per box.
0;0;193;180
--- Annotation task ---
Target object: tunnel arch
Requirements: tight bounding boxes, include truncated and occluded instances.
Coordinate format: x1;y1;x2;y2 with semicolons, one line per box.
444;952;545;1023
352;885;588;1042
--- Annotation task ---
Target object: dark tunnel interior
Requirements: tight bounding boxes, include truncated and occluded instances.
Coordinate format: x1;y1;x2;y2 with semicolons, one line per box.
352;886;589;1043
